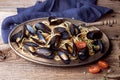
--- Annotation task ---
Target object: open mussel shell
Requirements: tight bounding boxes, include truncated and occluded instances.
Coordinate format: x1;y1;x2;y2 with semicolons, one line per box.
65;42;77;57
87;30;103;40
10;30;22;42
31;37;44;45
54;27;70;40
35;22;51;33
10;27;26;43
69;24;81;36
57;49;71;64
35;47;54;59
24;44;36;54
78;47;89;61
49;34;61;50
93;39;104;53
48;17;65;25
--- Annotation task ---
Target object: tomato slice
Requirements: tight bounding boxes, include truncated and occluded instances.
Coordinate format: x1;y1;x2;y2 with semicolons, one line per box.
98;60;109;69
75;41;87;50
88;65;101;74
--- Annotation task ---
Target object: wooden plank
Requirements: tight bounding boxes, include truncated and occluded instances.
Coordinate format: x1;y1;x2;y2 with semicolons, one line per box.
98;0;120;11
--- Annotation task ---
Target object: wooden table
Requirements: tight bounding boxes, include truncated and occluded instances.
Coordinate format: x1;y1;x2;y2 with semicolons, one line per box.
0;0;120;80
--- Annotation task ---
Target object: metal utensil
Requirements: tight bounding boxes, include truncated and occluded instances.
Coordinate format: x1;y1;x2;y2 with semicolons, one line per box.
79;19;117;27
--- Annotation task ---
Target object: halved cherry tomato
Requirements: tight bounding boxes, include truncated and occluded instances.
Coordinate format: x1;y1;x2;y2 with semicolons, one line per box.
98;60;109;69
75;41;87;50
88;65;101;74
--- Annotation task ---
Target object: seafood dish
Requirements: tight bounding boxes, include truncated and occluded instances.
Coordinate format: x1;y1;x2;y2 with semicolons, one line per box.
9;17;109;66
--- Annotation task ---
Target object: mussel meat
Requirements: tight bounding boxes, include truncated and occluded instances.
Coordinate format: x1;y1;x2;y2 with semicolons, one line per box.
87;30;103;40
35;47;54;59
35;22;51;33
78;47;89;61
48;17;65;25
57;49;71;64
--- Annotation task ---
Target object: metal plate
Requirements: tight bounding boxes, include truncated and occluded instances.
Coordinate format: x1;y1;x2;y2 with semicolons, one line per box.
8;18;110;67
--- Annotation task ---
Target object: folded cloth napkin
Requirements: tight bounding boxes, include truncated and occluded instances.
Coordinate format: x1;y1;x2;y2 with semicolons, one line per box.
1;0;112;43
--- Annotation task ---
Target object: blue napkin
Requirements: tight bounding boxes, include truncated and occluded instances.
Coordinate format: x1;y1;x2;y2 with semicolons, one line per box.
1;0;112;43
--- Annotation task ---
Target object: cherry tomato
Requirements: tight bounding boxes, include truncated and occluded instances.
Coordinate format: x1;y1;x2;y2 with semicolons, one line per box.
75;41;87;50
98;60;109;69
88;65;101;74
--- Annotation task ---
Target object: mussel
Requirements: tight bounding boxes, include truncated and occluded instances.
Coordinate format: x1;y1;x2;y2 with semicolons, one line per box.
35;47;54;59
11;27;26;43
87;30;103;40
54;27;70;40
57;49;71;64
49;34;61;50
31;37;45;45
25;24;35;35
24;44;36;54
11;31;22;42
24;42;39;47
93;39;104;53
48;17;65;25
69;24;81;36
78;47;89;61
35;22;51;33
36;30;46;44
65;42;77;57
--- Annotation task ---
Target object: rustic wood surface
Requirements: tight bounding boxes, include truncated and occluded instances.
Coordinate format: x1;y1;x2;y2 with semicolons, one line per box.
0;0;120;80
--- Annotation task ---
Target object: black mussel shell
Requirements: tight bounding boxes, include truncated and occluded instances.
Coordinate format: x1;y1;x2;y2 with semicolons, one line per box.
87;30;103;40
57;49;71;64
69;24;81;36
78;47;89;61
24;42;39;47
36;30;46;44
65;43;73;54
93;40;104;53
11;26;27;43
72;42;77;57
49;35;61;50
48;17;65;25
35;22;51;33
25;24;35;35
35;47;54;59
24;44;36;54
61;31;71;39
54;27;70;40
10;30;22;42
54;27;66;33
65;42;77;57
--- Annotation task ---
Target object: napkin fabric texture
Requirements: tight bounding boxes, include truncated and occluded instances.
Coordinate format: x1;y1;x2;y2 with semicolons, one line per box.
1;0;112;43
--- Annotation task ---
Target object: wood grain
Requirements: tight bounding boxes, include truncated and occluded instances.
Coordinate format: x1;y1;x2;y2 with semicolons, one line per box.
0;0;120;80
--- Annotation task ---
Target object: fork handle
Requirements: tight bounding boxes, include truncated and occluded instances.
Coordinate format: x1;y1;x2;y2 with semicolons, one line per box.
82;19;117;27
